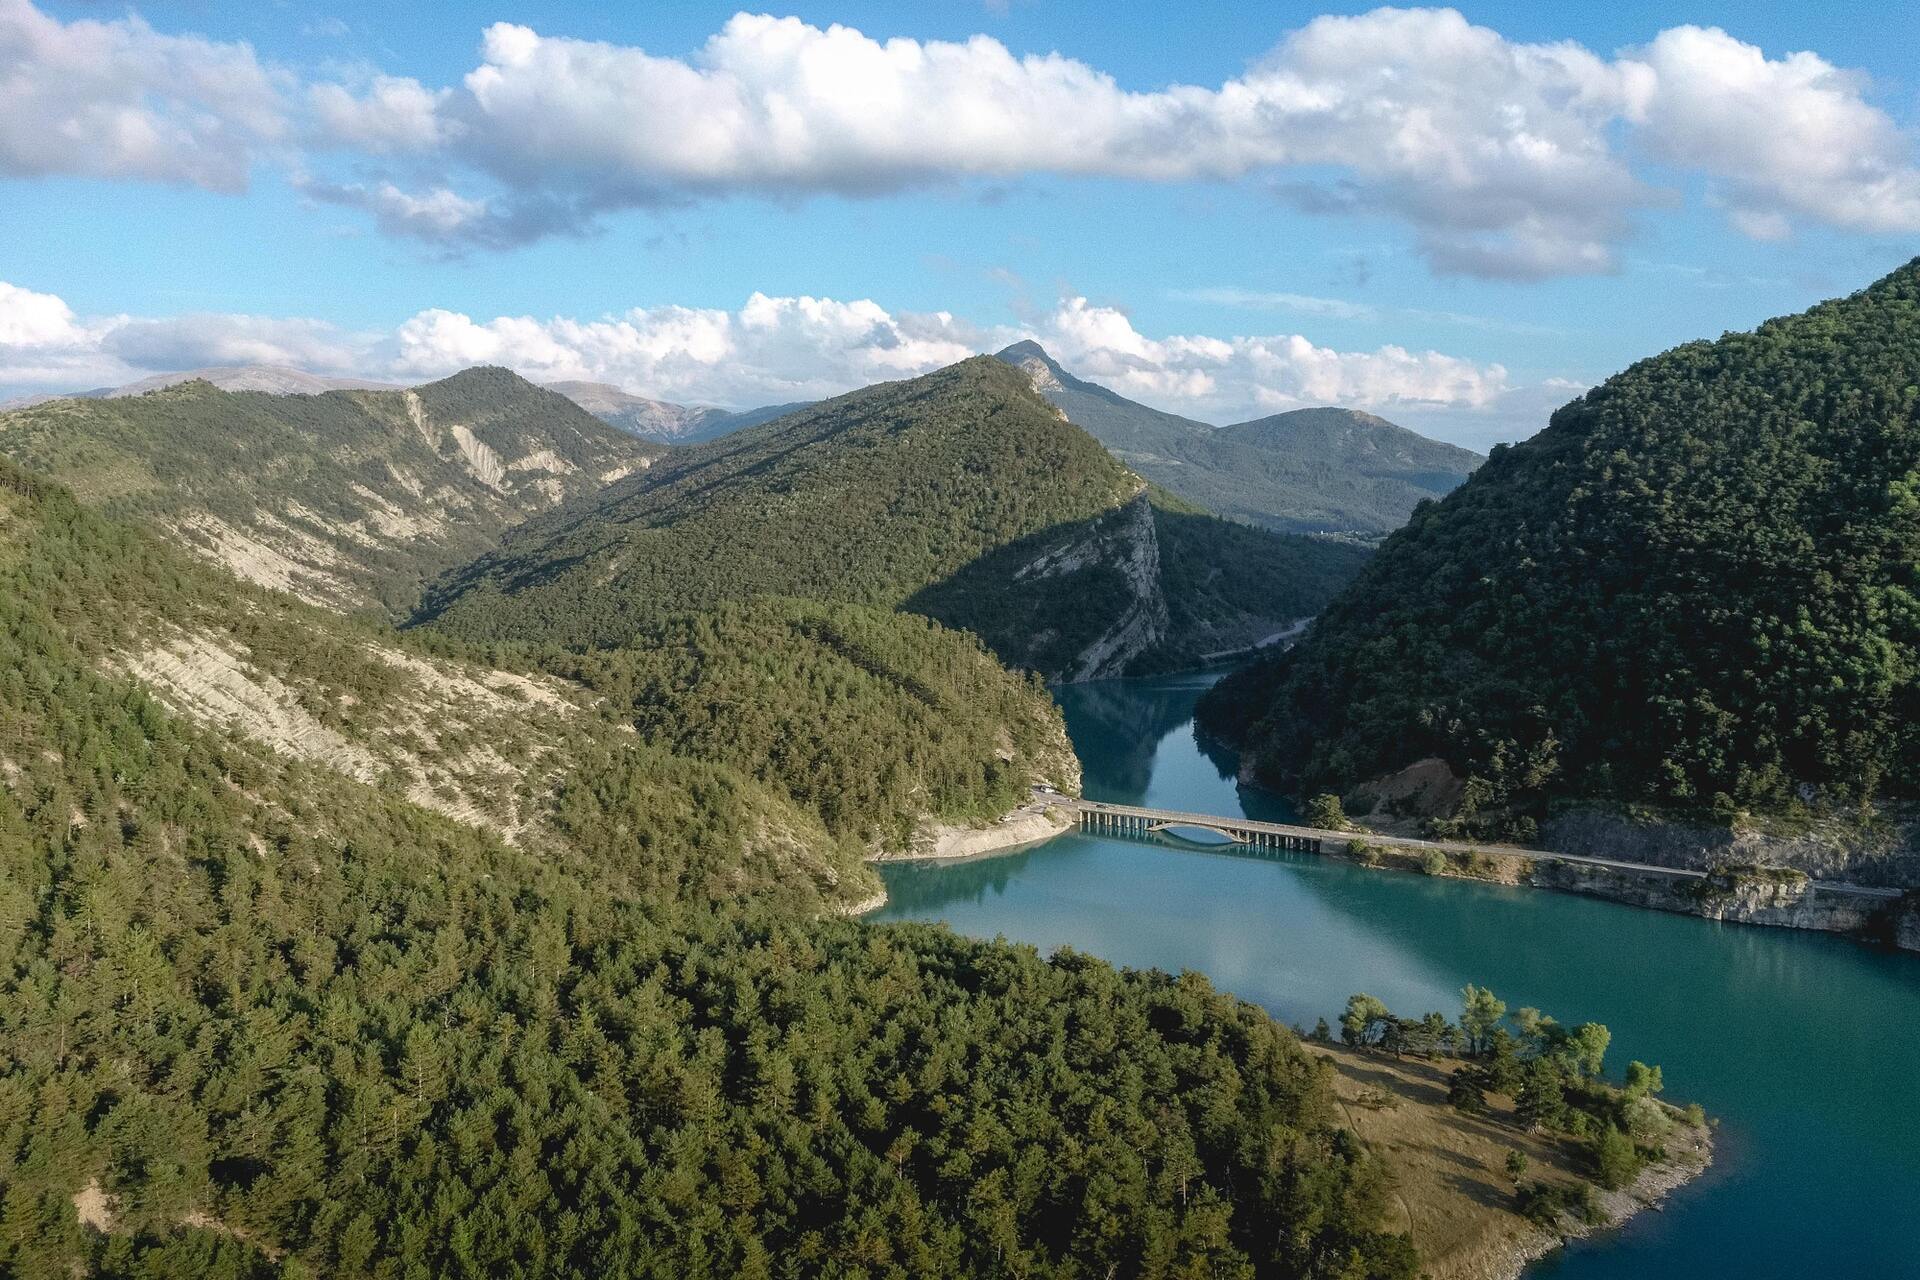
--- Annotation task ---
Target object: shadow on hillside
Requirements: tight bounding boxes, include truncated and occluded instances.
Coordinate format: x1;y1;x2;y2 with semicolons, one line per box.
904;503;1372;681
903;506;1139;678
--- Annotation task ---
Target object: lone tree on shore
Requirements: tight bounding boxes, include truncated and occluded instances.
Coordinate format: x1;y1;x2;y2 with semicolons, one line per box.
1625;1060;1664;1098
1460;984;1507;1055
1341;993;1392;1047
1304;793;1351;831
1517;1057;1568;1131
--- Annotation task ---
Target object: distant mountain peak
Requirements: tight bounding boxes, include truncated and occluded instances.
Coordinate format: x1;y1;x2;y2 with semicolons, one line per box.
995;340;1076;394
419;354;1365;682
545;379;810;446
992;343;1479;537
1219;406;1483;470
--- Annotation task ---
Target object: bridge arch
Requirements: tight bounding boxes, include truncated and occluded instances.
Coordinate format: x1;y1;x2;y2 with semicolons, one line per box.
1148;821;1246;845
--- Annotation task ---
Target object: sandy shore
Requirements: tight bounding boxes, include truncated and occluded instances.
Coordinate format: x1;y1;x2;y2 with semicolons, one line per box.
870;801;1074;863
852;801;1074;912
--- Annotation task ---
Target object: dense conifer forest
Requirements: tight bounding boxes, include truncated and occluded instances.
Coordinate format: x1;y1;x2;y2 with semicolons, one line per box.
531;600;1078;846
417;358;1142;636
0;460;1419;1278
1200;260;1920;832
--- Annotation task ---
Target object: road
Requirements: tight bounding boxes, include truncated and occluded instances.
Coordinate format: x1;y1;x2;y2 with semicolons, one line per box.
1048;794;1904;901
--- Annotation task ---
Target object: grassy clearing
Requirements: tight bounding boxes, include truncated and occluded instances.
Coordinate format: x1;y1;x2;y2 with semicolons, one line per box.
1311;1044;1710;1280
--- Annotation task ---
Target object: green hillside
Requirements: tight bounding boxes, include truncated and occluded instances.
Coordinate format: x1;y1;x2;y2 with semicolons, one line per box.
0;367;658;617
422;357;1367;680
0;460;1414;1279
1199;260;1920;835
997;341;1480;537
535;600;1079;846
1213;408;1484;533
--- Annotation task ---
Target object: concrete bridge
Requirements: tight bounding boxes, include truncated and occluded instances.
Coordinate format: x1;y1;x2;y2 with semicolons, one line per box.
1064;799;1326;852
1054;795;1904;901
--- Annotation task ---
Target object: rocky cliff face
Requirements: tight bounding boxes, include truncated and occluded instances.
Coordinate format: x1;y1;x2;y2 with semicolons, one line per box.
1542;808;1920;889
1015;492;1170;681
545;380;732;443
1526;860;1918;946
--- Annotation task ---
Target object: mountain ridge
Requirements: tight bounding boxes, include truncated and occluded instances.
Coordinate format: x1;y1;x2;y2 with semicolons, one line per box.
546;378;813;444
995;340;1482;537
419;356;1369;679
0;365;659;615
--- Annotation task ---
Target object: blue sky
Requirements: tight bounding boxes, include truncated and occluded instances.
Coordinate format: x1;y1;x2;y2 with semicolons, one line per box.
2;1;1918;446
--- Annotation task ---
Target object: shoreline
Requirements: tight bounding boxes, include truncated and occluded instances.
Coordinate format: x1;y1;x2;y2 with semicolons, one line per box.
1196;741;1919;950
1311;1043;1713;1280
1494;1118;1713;1280
1319;828;1918;951
850;801;1076;914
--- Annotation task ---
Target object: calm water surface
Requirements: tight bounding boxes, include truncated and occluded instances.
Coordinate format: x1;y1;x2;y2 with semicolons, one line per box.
870;671;1920;1279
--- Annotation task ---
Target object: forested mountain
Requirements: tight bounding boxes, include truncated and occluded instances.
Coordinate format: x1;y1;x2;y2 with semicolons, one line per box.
422;357;1368;679
1214;407;1484;530
0;457;1415;1278
548;380;810;444
997;341;1480;536
1199;260;1920;836
0;359;1087;848
0;367;657;616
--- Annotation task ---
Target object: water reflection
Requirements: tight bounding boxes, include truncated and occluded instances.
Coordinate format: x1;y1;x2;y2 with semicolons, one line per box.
872;671;1920;1280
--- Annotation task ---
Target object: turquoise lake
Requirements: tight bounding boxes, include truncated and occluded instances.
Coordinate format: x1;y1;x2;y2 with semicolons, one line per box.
869;671;1920;1278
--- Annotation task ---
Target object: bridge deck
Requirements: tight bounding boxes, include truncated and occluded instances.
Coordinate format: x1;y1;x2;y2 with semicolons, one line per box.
1055;796;1902;901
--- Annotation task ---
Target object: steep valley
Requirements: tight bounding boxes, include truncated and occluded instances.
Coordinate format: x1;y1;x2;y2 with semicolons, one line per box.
0;457;1423;1280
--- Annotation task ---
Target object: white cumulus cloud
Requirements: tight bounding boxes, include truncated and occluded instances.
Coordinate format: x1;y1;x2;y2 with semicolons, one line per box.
287;8;1920;273
1040;297;1508;416
309;74;451;153
0;280;87;347
391;293;989;405
6;2;1917;273
1;280;1513;437
101;313;368;374
0;281;370;389
1626;25;1920;238
387;291;1508;419
0;0;283;191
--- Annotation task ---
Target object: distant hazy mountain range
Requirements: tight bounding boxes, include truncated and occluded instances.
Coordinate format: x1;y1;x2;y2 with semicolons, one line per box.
996;340;1482;537
543;380;806;445
2;358;1478;542
0;363;404;411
